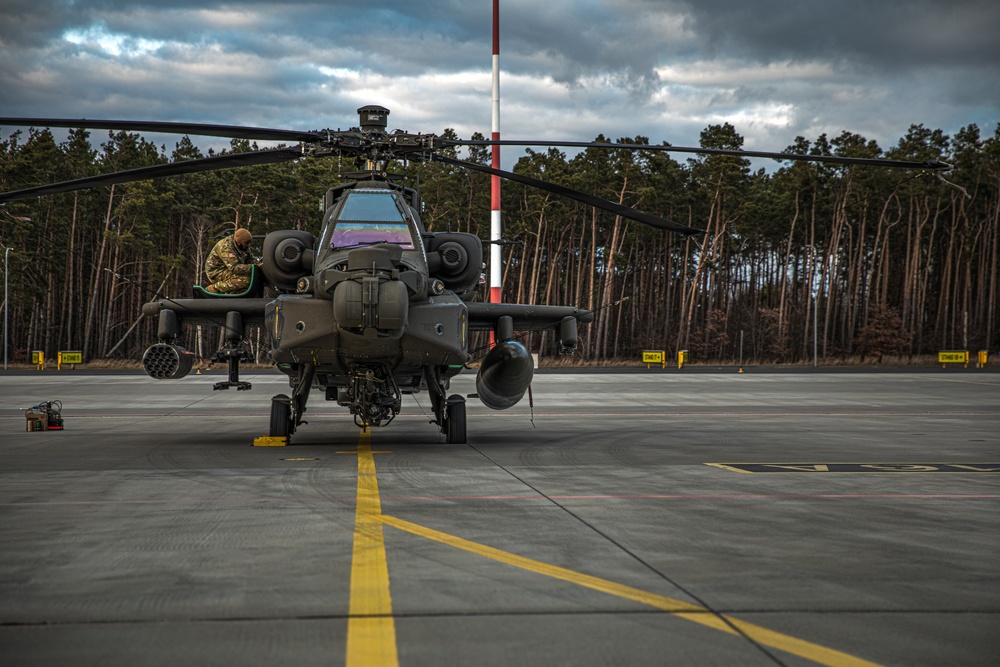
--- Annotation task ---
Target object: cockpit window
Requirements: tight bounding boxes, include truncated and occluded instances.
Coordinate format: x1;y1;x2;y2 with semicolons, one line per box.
330;191;415;249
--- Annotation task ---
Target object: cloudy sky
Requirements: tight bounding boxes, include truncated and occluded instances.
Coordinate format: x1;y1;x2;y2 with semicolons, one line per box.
1;0;998;168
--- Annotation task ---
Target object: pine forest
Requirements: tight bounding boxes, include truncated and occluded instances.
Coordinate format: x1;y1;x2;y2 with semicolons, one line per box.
1;121;999;366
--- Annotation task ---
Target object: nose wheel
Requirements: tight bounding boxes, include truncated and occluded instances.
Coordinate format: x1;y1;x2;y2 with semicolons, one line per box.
270;394;293;438
445;394;467;444
424;366;467;444
268;364;314;441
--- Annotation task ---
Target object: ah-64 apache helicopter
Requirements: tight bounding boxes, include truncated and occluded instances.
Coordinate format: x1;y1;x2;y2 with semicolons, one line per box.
0;106;950;443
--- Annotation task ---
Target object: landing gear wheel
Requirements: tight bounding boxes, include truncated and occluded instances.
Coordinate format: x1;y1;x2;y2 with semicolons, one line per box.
270;394;293;439
446;394;467;444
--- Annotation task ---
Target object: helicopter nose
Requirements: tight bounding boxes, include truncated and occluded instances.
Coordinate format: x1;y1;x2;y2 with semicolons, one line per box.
333;276;408;335
331;246;408;338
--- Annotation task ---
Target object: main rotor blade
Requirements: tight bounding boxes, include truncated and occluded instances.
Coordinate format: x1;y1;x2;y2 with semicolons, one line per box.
433;154;703;236
0;146;303;203
0;117;321;143
449;139;953;171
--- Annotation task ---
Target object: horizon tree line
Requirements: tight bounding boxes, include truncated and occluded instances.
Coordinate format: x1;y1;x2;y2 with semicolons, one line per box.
1;119;998;366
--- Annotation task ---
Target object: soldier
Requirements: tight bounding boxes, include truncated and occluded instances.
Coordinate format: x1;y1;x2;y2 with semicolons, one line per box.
204;228;257;294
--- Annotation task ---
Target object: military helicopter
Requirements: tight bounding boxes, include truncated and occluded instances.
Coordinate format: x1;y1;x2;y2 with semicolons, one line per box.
0;106;950;443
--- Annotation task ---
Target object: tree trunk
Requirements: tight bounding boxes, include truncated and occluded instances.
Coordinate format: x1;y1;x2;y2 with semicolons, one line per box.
84;185;115;359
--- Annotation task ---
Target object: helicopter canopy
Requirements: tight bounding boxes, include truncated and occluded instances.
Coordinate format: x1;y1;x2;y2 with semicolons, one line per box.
330;189;416;250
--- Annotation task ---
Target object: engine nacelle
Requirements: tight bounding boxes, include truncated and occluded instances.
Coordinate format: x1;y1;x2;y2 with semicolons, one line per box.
425;232;482;299
476;340;533;410
261;230;316;291
142;343;195;379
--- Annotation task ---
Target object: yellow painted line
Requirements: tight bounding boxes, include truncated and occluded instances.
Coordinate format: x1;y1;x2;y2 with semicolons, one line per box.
346;430;399;667
380;514;882;667
705;463;757;474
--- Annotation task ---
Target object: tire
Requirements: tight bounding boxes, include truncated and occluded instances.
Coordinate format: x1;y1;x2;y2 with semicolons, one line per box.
446;394;467;444
270;394;292;438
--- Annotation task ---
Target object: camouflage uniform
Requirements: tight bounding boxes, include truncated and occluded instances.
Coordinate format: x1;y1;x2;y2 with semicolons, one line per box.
204;235;254;294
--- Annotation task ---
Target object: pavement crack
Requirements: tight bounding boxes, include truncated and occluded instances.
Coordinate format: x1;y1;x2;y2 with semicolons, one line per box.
5;607;996;629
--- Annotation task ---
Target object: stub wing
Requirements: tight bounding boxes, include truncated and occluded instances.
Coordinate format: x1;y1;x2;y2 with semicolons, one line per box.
142;298;593;333
465;303;594;331
141;298;272;326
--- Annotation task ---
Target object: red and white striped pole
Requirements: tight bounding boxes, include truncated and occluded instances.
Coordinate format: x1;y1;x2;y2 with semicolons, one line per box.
490;0;502;313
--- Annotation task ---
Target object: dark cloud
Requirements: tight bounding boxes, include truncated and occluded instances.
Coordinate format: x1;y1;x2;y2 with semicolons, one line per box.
1;0;997;167
677;0;1000;69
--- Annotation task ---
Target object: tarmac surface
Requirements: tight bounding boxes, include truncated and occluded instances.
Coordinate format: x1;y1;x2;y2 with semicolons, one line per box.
1;368;998;666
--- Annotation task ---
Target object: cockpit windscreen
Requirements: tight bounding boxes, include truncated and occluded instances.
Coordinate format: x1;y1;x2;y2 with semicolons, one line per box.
330;191;415;249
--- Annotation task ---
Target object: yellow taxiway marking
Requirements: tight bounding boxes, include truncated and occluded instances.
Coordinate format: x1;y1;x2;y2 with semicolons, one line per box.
346;430;398;667
337;450;393;455
380;514;883;667
344;431;881;667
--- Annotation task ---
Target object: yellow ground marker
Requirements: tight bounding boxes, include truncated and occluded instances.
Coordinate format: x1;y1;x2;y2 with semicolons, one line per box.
252;436;287;447
346;430;398;667
380;514;882;667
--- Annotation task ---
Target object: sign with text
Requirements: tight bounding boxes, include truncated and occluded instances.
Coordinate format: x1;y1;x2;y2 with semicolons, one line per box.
59;351;83;364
